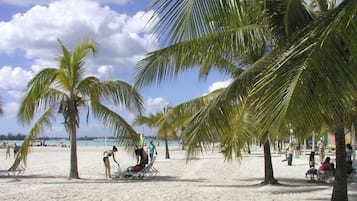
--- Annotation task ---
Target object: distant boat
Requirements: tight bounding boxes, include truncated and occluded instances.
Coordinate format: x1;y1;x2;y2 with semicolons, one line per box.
30;140;46;146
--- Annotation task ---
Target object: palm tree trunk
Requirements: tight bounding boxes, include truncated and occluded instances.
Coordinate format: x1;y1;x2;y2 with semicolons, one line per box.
262;131;278;185
247;141;251;154
69;122;79;179
331;127;348;201
165;135;170;159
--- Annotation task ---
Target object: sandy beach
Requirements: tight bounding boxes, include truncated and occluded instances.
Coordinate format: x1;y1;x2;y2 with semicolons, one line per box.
0;145;356;201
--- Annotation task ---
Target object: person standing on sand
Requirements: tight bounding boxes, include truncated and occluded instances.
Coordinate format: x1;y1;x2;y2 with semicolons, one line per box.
13;143;20;158
287;142;294;166
317;138;325;164
103;146;120;178
148;140;157;162
5;142;11;159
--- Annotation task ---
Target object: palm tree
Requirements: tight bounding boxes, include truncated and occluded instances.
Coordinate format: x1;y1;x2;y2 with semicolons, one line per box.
136;0;317;185
0;97;3;117
247;1;357;200
136;0;356;200
12;39;143;179
134;106;179;159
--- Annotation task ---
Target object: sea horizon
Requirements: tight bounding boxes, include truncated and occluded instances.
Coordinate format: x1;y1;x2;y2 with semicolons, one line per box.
2;139;180;147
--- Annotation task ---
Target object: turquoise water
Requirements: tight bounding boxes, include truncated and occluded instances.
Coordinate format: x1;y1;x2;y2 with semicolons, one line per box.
3;139;180;147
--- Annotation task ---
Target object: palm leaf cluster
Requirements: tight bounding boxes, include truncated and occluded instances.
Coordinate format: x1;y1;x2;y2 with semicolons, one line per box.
136;0;357;200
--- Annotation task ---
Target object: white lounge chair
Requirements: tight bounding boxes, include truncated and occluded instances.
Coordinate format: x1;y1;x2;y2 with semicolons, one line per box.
115;156;158;179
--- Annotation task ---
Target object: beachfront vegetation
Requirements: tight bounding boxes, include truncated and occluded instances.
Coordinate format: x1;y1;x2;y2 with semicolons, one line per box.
134;106;179;159
136;0;356;200
135;0;275;182
11;39;143;179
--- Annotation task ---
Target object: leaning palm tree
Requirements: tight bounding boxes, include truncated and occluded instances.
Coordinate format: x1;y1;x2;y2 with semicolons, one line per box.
12;39;143;179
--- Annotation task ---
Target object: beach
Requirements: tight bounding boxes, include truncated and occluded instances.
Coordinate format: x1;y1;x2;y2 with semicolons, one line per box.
0;145;356;201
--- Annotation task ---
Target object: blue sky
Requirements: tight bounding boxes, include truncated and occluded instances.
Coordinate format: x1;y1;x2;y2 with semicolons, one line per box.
0;0;231;138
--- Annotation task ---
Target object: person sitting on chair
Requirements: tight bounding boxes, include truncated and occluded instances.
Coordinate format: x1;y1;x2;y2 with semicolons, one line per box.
305;151;317;178
127;147;149;172
317;157;335;181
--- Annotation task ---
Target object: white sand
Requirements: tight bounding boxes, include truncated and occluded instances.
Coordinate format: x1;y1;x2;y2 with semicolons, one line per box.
0;145;356;201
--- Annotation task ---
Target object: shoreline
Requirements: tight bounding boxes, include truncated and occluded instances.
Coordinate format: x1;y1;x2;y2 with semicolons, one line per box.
0;146;356;201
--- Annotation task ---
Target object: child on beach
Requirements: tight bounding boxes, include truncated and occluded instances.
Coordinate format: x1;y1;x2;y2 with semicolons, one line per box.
103;146;120;178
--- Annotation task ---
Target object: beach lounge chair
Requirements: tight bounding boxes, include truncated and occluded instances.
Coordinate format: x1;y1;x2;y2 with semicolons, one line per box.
0;166;25;177
115;156;158;179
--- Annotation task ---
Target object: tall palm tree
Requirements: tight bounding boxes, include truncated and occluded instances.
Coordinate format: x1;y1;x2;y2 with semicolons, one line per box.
12;39;143;179
139;1;356;199
248;1;357;200
136;0;316;185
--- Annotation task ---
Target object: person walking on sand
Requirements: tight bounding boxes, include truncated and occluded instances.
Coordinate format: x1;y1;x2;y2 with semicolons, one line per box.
287;142;294;166
103;146;120;178
317;138;325;164
148;140;157;162
5;142;11;159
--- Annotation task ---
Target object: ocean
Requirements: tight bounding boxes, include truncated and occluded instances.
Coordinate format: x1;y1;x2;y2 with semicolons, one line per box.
2;139;180;147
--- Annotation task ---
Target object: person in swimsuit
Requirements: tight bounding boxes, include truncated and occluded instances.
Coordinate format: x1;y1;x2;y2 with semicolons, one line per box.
103;146;120;178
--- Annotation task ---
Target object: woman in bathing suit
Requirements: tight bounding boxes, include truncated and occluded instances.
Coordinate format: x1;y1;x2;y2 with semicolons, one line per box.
103;146;120;178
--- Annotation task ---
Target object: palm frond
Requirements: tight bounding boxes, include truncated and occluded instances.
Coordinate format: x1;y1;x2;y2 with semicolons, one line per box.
249;1;357;133
91;102;140;147
147;0;265;43
18;68;59;124
97;80;143;114
135;22;268;88
10;107;56;170
265;0;316;44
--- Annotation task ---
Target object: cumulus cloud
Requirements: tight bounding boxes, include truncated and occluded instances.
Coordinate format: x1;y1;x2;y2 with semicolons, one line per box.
0;0;158;81
205;79;233;95
0;66;34;91
0;0;132;6
2;101;19;117
145;97;169;115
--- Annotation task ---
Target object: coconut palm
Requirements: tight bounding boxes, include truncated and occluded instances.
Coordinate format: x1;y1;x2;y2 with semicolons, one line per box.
248;1;357;200
12;39;143;179
136;0;318;184
137;0;355;199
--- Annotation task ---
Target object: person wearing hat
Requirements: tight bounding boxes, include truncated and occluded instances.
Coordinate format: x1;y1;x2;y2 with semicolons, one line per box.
317;138;325;164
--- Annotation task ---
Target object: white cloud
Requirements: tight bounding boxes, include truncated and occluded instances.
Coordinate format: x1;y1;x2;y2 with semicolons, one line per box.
97;65;114;79
145;97;169;115
0;0;158;81
206;79;233;94
0;66;34;91
0;0;132;6
2;101;19;117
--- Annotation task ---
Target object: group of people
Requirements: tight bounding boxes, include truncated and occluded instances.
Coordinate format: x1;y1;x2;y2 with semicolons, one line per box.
305;143;354;181
102;140;157;178
4;142;20;159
